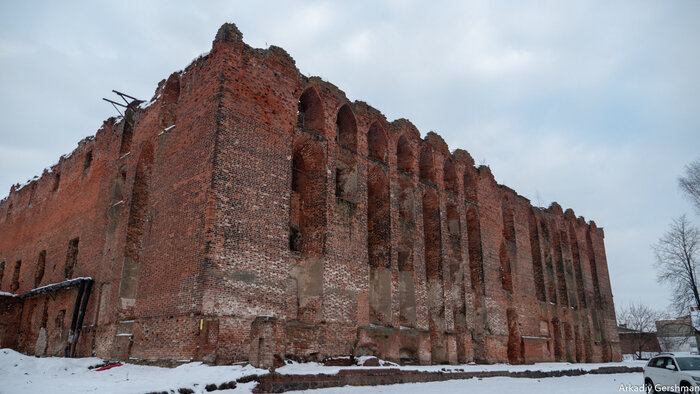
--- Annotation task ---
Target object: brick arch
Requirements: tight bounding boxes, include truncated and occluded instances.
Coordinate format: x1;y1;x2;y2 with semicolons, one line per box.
419;145;435;183
396;135;414;174
336;104;357;151
443;158;457;194
290;134;327;257
367;121;388;163
297;87;325;136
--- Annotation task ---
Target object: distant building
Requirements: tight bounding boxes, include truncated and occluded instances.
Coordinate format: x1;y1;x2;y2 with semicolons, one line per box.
617;324;660;359
656;316;699;353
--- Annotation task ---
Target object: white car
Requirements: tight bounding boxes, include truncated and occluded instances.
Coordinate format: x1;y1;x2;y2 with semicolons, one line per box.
644;353;700;393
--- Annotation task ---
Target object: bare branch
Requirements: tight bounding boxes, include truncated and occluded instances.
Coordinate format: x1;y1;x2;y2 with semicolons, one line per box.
653;215;700;317
679;158;700;214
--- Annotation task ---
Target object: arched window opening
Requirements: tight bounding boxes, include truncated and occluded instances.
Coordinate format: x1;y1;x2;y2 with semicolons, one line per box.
336;104;357;151
290;135;327;256
397;135;414;174
419;145;435;183
297;87;325;135
367;122;388;163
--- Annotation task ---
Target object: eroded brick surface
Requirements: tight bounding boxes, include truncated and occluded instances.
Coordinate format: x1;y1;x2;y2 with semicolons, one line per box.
0;23;620;366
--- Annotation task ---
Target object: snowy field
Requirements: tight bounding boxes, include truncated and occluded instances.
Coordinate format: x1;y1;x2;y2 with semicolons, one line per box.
292;373;643;394
0;348;645;393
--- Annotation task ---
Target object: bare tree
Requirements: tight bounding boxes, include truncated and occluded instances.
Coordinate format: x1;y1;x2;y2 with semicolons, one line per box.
653;215;700;322
617;303;664;359
679;158;700;214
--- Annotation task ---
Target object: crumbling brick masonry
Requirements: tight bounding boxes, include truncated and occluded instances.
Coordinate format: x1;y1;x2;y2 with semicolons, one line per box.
0;23;620;366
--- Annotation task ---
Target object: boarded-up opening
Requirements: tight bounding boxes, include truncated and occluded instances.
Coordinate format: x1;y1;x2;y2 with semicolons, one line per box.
368;163;391;325
35;250;46;288
367;122;388;163
64;238;79;279
397;135;414;174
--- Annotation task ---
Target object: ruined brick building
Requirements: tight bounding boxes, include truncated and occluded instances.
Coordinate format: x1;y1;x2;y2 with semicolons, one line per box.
0;23;621;366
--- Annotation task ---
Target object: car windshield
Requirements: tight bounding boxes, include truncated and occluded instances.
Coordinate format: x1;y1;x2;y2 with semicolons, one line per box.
676;357;700;371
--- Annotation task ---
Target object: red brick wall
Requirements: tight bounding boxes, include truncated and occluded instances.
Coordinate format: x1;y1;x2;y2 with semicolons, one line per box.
0;22;620;365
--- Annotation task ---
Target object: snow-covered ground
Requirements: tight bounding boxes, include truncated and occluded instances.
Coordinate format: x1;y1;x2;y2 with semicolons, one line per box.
0;349;265;394
0;348;645;393
291;373;643;394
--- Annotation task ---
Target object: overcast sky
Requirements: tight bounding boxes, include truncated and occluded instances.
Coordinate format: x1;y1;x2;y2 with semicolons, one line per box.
1;1;698;313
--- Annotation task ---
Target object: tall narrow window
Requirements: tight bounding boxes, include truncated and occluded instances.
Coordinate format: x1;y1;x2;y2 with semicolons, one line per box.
419;145;435;183
64;238;79;279
367;164;391;324
5;203;11;222
120;144;153;305
443;159;458;194
586;231;603;310
398;177;416;327
569;223;587;308
500;198;515;292
528;210;546;302
10;260;21;292
335;105;358;202
423;188;446;363
53;173;61;192
0;261;6;289
397;135;414;174
35;250;46;288
467;205;484;294
84;151;93;171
